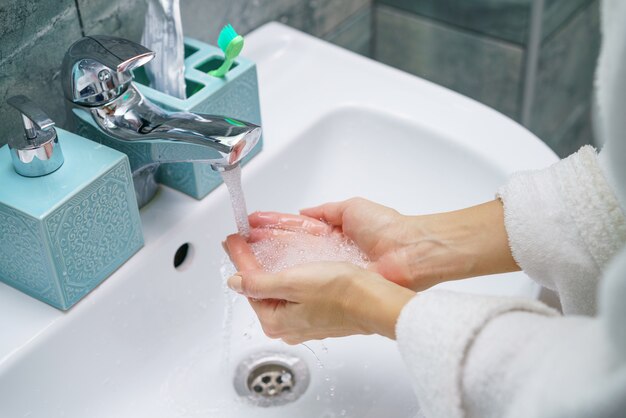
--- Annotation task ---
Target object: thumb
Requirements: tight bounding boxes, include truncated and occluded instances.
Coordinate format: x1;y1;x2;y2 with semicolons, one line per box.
299;200;350;226
227;270;296;301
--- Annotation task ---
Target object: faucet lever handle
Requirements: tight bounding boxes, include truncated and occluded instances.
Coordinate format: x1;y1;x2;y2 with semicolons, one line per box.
88;35;155;73
62;35;155;106
7;95;55;139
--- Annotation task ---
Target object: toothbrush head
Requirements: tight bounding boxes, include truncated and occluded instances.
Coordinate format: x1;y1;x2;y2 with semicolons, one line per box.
218;24;244;57
209;24;245;77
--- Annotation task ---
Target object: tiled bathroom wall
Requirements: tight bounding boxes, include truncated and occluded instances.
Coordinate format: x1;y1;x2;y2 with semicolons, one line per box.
0;0;371;147
1;0;598;157
374;0;601;157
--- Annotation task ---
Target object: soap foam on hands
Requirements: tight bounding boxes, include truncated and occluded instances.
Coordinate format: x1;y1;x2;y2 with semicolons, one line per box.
250;231;369;273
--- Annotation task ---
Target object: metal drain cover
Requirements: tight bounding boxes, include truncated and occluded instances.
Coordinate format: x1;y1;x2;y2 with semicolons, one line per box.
234;351;310;407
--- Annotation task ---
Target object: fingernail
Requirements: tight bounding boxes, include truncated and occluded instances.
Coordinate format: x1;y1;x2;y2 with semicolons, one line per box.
227;274;243;294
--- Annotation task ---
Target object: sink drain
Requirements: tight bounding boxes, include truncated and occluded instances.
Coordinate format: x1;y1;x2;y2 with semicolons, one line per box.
234;351;310;407
248;363;294;396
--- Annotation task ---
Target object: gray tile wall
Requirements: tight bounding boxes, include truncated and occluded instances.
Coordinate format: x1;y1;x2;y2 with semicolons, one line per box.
374;0;600;157
0;0;82;146
530;0;600;156
377;0;532;45
0;0;372;148
1;0;598;158
375;6;524;119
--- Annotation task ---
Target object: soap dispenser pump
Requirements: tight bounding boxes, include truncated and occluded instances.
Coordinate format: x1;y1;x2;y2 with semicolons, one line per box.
7;95;64;177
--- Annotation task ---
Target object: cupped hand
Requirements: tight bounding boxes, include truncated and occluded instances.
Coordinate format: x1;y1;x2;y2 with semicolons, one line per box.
224;255;414;344
300;198;427;288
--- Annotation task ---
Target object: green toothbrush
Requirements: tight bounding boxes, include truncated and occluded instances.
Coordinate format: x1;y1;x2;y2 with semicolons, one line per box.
209;24;244;77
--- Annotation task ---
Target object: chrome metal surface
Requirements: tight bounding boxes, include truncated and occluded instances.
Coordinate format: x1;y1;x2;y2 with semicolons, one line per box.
83;85;260;166
212;162;241;172
62;36;155;106
248;364;294;397
61;35;261;207
6;95;64;177
234;351;310;407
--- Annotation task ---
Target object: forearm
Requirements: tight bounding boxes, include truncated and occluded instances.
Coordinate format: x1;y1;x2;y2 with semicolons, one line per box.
404;199;519;289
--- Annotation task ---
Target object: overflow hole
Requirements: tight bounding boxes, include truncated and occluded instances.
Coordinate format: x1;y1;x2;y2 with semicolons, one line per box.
173;243;193;270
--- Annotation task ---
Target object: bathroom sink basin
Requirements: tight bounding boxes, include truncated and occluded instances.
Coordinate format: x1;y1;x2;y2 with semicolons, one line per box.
0;23;557;417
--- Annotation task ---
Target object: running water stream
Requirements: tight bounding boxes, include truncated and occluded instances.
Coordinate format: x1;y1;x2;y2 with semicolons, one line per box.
142;0;186;99
220;164;251;237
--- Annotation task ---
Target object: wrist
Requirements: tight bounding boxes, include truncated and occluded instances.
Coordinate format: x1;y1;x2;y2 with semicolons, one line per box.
405;200;519;287
348;271;415;339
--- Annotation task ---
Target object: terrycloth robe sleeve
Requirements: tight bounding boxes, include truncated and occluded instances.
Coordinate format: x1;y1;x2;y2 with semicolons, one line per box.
460;305;626;418
396;146;626;418
397;248;626;418
396;290;559;418
496;146;626;315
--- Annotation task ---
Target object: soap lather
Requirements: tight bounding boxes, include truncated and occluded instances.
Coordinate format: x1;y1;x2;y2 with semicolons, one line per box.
6;95;64;177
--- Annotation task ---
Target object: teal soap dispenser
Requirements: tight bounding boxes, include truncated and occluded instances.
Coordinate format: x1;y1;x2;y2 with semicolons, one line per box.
0;96;144;310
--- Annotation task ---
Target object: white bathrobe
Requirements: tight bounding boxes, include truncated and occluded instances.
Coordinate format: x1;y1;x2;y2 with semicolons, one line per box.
395;1;626;417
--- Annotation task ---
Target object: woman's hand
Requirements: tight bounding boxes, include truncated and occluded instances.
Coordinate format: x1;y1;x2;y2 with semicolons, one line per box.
224;250;415;344
249;198;520;290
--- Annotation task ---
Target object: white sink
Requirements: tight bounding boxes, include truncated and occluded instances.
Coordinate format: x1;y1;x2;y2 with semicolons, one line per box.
0;23;557;417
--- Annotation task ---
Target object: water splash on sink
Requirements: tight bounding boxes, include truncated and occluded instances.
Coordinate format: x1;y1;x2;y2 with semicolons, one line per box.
219;260;238;370
220;165;250;237
301;342;325;369
160;342;247;416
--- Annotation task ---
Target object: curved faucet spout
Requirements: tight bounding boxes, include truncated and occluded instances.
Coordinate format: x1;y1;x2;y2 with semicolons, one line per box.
62;35;262;208
88;85;261;169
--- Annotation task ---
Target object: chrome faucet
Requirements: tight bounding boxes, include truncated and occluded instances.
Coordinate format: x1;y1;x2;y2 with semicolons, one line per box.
61;35;261;207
